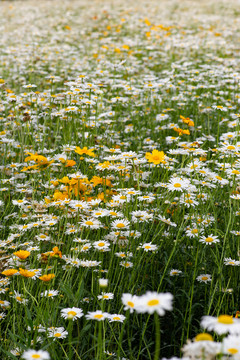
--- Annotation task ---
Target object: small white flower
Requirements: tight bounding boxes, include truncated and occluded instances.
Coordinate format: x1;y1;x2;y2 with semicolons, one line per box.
61;307;83;320
22;349;50;360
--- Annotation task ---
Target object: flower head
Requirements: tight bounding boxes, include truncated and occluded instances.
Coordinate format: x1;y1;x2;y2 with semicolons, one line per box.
145;149;165;165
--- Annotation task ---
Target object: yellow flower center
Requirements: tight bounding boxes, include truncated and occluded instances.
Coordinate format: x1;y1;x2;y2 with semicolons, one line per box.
215;176;222;180
201;276;208;281
103;295;109;299
147;299;159;306
195;333;213;342
192;229;198;234
54;333;62;337
127;301;134;307
32;355;41;359
205;237;213;243
145;245;151;249
40;235;46;238
113;316;121;321
68;311;77;316
85;221;93;225
174;183;181;188
228;348;238;354
16;296;23;302
94;314;103;319
232;170;240;174
98;242;105;247
227;146;235;150
116;223;125;228
218;315;233;324
110;212;117;216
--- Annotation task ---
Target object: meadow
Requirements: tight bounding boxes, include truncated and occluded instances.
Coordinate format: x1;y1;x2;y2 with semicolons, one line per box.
0;0;240;359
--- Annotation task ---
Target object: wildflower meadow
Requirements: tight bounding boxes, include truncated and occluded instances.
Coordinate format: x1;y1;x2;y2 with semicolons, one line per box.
1;0;240;359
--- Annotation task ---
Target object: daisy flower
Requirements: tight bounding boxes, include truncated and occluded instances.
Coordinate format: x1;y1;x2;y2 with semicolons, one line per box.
224;258;240;266
196;274;212;283
80;218;102;229
41;290;59;298
22;349;50;360
61;307;83;320
167;177;191;192
120;261;133;268
182;333;221;359
93;240;110;251
121;293;139;313
134;291;173;316
141;243;158;252
0;299;10;308
199;234;220;245
85;310;109;321
222;334;240;358
97;292;114;300
111;218;130;230
48;327;68;339
201;315;240;335
11;291;28;304
170;269;182;276
108;314;126;323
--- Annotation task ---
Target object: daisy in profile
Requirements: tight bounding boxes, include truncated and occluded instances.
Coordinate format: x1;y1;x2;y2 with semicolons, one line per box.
97;292;114;300
170;269;182;276
134;291;173;316
120;261;133;268
224;258;240;266
199;234;220;245
11;291;28;304
85;310;109;321
80;218;102;229
196;274;212;283
41;290;59;298
48;327;68;339
201;315;240;335
141;243;158;252
108;314;126;323
61;307;83;320
22;349;50;360
121;293;139;313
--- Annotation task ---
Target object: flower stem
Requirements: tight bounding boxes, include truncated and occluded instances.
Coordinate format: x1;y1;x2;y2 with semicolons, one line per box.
154;312;160;360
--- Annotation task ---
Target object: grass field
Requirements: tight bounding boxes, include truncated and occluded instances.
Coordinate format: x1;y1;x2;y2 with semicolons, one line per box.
1;0;240;359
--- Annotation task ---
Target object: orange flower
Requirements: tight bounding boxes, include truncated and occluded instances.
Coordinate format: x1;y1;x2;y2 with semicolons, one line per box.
65;160;76;167
180;115;194;127
75;146;95;157
145;149;165;165
13;250;30;260
39;274;55;282
50;247;62;258
19;268;38;278
173;127;190;136
2;269;18;276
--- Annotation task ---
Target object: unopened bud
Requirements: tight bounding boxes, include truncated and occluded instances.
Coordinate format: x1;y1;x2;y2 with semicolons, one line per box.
99;278;108;288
